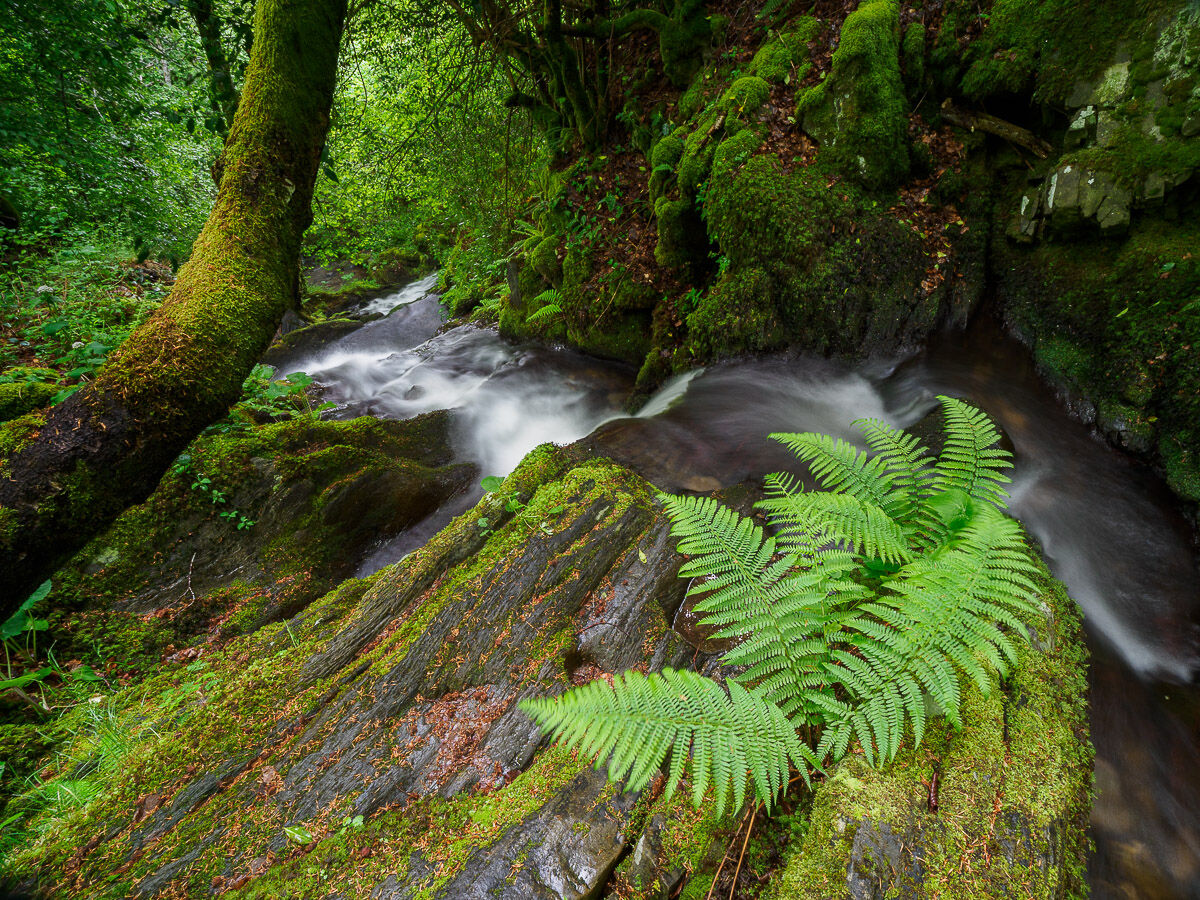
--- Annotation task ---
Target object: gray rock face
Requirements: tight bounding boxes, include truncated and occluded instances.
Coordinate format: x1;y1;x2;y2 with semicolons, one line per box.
1010;9;1199;241
44;452;712;900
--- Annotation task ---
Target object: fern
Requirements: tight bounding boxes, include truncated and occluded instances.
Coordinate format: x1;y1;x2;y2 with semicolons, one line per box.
521;396;1040;811
526;289;562;323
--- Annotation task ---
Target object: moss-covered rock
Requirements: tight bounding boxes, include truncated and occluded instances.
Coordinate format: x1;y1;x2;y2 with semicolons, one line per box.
749;19;819;84
44;412;474;677
997;215;1200;503
5;451;704;898
798;0;910;190
766;558;1091;899
700;153;948;359
0;379;58;423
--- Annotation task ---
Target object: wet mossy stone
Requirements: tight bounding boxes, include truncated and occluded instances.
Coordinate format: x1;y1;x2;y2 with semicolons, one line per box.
766;558;1091;899
13;455;705;898
47;413;474;651
686;266;786;359
703;153;937;358
798;0;911;190
528;233;563;285
749;18;819;84
654;196;703;269
901;20;926;88
0;377;58;423
996;215;1200;504
260;318;360;367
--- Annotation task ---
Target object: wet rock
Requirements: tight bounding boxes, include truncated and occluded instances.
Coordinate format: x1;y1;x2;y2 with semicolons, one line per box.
26;452;713;899
57;412;473;649
262;319;363;369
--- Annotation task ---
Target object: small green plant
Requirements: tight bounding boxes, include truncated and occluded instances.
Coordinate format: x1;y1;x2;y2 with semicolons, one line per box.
171;455;256;530
526;289;563;324
480;475;565;535
522;398;1040;815
0;580;53;710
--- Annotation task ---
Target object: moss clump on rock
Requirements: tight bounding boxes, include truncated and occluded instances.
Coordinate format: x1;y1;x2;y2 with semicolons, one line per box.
700;153;937;359
766;558;1091;899
749;18;819;84
798;0;910;189
998;215;1200;502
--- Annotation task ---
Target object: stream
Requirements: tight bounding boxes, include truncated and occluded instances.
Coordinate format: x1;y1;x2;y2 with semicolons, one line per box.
276;276;1200;898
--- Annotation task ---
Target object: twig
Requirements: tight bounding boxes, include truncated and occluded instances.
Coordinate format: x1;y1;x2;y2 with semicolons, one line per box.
940;99;1054;158
728;802;760;900
185;551;197;602
705;803;756;900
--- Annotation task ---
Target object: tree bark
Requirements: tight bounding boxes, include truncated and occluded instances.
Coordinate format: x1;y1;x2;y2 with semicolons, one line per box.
186;0;242;137
0;0;348;613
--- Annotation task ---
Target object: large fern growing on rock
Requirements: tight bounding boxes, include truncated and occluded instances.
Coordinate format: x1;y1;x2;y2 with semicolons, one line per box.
521;397;1040;813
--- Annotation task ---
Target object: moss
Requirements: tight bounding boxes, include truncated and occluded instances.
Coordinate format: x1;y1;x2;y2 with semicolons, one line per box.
678;74;707;120
0;379;58;422
798;0;910;190
238;744;590;899
654;197;700;269
686;267;785;359
441;282;482;317
767;557;1090;898
954;0;1182;104
718;76;771;117
711;128;764;183
677;126;717;196
999;214;1200;506
0;410;45;462
650;132;686;199
901;21;926;87
749;20;819;84
703;153;931;358
528;234;563;285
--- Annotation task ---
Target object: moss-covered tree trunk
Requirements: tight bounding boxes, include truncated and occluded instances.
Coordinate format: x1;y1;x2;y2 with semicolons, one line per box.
0;0;348;612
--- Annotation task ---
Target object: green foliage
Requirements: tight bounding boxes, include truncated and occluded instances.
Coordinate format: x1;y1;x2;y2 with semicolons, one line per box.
523;398;1040;811
0;0;230;257
0;237;166;377
796;0;910;189
305;8;546;271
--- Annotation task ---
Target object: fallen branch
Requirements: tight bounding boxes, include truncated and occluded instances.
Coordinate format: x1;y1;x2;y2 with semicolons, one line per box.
940;100;1054;158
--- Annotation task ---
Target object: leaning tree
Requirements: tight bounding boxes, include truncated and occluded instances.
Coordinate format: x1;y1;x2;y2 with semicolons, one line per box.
0;0;348;610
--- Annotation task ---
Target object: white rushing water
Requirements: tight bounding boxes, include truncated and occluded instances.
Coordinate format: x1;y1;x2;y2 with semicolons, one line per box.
281;279;630;479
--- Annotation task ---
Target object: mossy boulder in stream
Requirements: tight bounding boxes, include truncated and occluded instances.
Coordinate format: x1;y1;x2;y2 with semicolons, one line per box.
766;562;1091;900
2;436;1092;899
45;412;474;677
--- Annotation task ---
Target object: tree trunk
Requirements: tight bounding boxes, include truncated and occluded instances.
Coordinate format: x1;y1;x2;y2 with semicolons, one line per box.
0;0;348;613
186;0;242;137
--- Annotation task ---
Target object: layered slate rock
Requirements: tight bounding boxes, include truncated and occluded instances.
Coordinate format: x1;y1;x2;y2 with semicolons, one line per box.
46;412;474;668
9;449;703;898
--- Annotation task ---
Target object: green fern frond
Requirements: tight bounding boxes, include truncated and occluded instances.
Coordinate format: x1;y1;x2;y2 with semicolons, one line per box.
526;290;563;323
933;396;1012;507
854;417;935;525
769;432;895;510
757;488;912;566
519;669;809;815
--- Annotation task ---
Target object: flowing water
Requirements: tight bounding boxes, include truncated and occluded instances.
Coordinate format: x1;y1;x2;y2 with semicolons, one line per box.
281;276;1200;898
